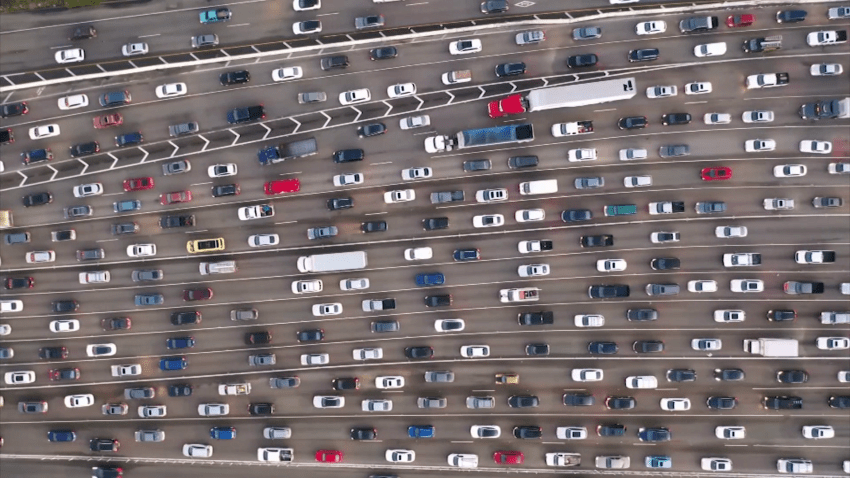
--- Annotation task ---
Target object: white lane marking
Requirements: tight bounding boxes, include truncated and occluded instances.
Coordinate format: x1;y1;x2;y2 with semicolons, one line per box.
317;12;339;17
274;220;297;225
407;2;429;5
103;192;123;197
138;34;160;38
364;212;387;216
228;23;251;28
50;45;71;49
190;182;212;186
685;100;708;105
278;171;301;176
371;161;393;166
594;108;615;112
95;239;118;243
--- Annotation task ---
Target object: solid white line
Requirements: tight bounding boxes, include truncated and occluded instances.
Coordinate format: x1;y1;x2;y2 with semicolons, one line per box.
278;171;301;176
190;182;212;186
685;101;708;104
103;192;123;197
274;221;297;225
317;12;339;17
228;23;250;28
407;1;429;5
371;161;393;166
593;108;615;112
138;34;160;38
95;239;118;243
50;45;71;50
364;212;387;216
186;229;208;234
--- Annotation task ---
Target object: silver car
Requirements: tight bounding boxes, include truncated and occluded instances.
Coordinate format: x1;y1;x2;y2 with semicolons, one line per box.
417;397;447;408
659;144;690;158
298;92;327;104
231;308;258;321
263;427;292;439
191;34;219;48
249;353;276;366
516;30;546;45
134;429;165;442
424;371;454;382
162;159;190;176
466;396;495;409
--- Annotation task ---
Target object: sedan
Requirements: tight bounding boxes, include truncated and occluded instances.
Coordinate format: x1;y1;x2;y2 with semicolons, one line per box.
160;191;192;205
312;303;342;316
716;225;747;238
49;319;80;332
597;259;626;272
588;341;618;354
122;42;148;56
508;395;539;408
208;163;237;177
774;164;807;177
473;214;504;228
183;444;212;458
357;123;386;138
55;48;85;63
58;94;88;110
714;309;745;322
293;20;322;34
399;115;430;129
86;343;117;357
370;46;398;60
471;425;500;438
313;395;344;408
745;139;776;152
704;112;731;124
5;371;35;384
387;83;416;98
316;450;343;463
688;280;718;293
271;66;303;81
707;396;738;409
401;167;432;181
183;288;212;301
29;124;61;140
567;54;597;68
333;173;363;186
449;38;482;55
460;345;489;358
301;353;330;365
26;250;56;263
514;426;542;439
248;234;279;248
123;177;154;191
495;61;527;76
386;449;415;463
647;85;676;98
515;208;545;221
817;337;850;350
742;110;774;123
692;338;722;350
494;451;524;465
716;426;745;439
636;20;666;34
64;394;95;408
567;148;597;162
684;81;712;94
572;368;603;381
811;63;843;76
155;83;187;98
518;264;550;277
701;166;732;181
799;140;832;154
338;88;371;105
660;398;691;411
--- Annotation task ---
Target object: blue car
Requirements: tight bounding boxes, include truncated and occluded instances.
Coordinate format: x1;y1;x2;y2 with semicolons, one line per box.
160;356;188;371
645;455;672;468
200;7;231;24
210;426;236;440
453;248;480;261
415;272;445;287
407;425;434;438
166;336;195;349
47;430;76;442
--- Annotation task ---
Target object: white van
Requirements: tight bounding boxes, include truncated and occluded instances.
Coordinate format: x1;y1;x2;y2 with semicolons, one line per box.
518;179;557;196
199;261;236;275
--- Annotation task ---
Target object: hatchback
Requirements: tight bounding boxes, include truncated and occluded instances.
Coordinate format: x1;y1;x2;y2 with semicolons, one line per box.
567;54;598;68
495;62;527;77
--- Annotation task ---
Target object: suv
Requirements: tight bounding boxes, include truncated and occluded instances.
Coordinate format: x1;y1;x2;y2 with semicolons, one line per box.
588;285;630;298
115;132;143;147
320;55;350;70
629;48;659;62
495;62;527;77
354;14;385;30
370;47;398;61
463;159;491;172
581;235;614;248
328;197;353;210
508;155;538;169
425;295;452;307
776;10;807;23
99;91;131;107
212;184;240;197
171;311;201;326
423;217;449;230
333;149;364;163
22;148;54;165
371;320;399;333
219;70;249;85
76;248;105;261
662;113;692;125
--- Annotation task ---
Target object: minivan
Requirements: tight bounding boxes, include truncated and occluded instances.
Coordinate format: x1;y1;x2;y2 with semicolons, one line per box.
4;232;30;245
199;261;237;275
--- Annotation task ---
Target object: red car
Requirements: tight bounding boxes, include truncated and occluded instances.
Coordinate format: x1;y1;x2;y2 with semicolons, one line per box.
161;190;192;205
123;177;154;191
182;288;213;301
264;179;300;195
93;113;123;129
726;14;754;27
315;450;343;463
49;368;80;381
493;451;524;465
701;166;732;181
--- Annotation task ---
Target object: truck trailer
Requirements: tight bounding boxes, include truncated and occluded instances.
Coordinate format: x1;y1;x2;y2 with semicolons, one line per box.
743;338;799;357
297;251;367;273
425;124;534;153
487;77;636;118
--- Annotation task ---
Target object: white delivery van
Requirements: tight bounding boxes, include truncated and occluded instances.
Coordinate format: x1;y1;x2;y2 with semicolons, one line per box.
199;261;237;275
518;179;558;196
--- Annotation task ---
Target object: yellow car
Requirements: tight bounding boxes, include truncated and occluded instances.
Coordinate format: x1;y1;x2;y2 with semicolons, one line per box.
187;238;225;254
495;373;519;385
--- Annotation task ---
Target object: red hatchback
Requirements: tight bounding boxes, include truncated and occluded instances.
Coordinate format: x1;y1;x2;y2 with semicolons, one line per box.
264;179;300;195
182;288;213;301
123;177;154;191
726;14;754;27
161;190;192;205
493;451;524;465
93;113;123;129
701;166;732;181
315;450;343;463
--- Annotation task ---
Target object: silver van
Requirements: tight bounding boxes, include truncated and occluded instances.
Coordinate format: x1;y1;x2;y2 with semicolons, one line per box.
199;261;236;275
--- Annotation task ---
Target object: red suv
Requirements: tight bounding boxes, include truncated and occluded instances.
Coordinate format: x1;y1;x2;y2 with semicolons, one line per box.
264;179;300;195
123;177;154;191
493;451;524;465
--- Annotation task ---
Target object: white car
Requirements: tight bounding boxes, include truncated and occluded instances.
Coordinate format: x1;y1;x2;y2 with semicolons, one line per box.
731;279;764;292
79;271;110;284
619;148;647;160
86;343;117;357
470;425;501;438
473;214;504;228
138;405;166;417
73;182;103;198
301;353;330;365
0;324;10;335
293;20;322;34
763;198;794;210
802;425;834;439
362;399;392;411
122;42;149;56
575;314;604;327
387;83;416;98
704;113;731;124
257;447;291;462
376;376;404;389
448;454;479;468
650;231;680;243
660;398;691;410
55;48;85;64
572;368;603;382
313;395;345;408
833;162;850;174
518;263;550;277
688;280;718;293
449;38;482;55
384;189;415;203
716;426;745;439
352;348;383;360
685;81;712;95
339;88;371;105
29;124;61;140
435;318;465;332
568;148;597;162
312;303;341;316
810;63;843;76
248;233;280;248
626;375;658;389
127;244;156;257
774;164;807;177
399;115;430;130
272;66;303;81
64;394;95;408
624;175;652;187
49;319;81;332
742;110;774;123
340;278;369;290
198;403;229;416
291;279;322;294
460;345;490;358
556;427;587;440
515;208;544;222
386;449;415;463
401;167;432;180
404;247;432;260
694;42;727;57
5;371;35;385
597;259;626;272
646;85;677;98
293;0;320;10
816;337;850;350
333;173;363;187
745;139;776;152
702;458;732;471
58;94;89;110
207;163;237;177
597;456;631;469
799;140;832;154
155;83;187;98
691;338;722;351
1;299;25;312
714;309;745;323
636;20;666;35
475;188;507;203
183;444;212;458
715;225;747;238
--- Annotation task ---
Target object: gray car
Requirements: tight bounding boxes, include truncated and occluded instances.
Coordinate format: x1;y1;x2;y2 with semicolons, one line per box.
162;160;190;176
263;427;292;439
270;376;300;388
134;429;165;442
18;401;48;413
191;34;219;48
417;397;447;408
298;92;327;104
4;232;30;245
64;205;92;218
573;26;601;40
249;353;276;366
516;30;545;45
695;201;727;214
466;396;495;409
124;387;155;400
168;122;199;137
646;284;680;296
659;144;690;158
424;371;454;382
111;222;139;235
135;293;164;306
132;270;163;282
354;14;384;30
575;176;604;189
113;200;141;213
231;308;258;321
307;226;338;240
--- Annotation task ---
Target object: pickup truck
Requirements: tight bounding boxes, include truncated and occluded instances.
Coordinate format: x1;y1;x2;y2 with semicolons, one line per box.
430;190;464;204
746;72;789;88
160;214;195;228
200;8;231;24
218;383;251;395
723;253;762;267
795;250;836;264
257;447;293;463
362;298;396;312
551;121;593;137
648;201;685;215
807;30;847;46
238;204;274;221
679;15;719;33
799;97;850;120
227;105;265;124
742;36;782;53
500;287;540;303
518;240;553;253
783;281;825;294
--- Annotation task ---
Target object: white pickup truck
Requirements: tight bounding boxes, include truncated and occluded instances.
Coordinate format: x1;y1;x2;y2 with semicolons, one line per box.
218;383;251;395
500;287;540;303
806;30;847;46
238;204;274;220
723;253;762;267
795;250;836;264
746;72;789;88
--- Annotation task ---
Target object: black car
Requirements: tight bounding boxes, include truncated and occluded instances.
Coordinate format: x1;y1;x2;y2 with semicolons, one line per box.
357;123;386;138
248;403;274;415
296;329;324;342
567;53;598;68
160;215;195;228
628;48;659;62
102;317;131;331
320;55;350;70
777;370;808;384
328;197;353;211
495;62;527;77
423;217;449;230
714;368;745;381
588;341;618;354
588;285;630;299
405;346;434;360
564;393;595;406
220;70;250;85
508;395;539;408
763;396;802;410
51;368;80;381
333;377;360;390
424;294;452;307
92;467;123;478
52;300;79;313
828;395;850;409
39;346;69;360
661;113;692;125
246;331;271;345
633;340;664;353
627;308;658;321
361;221;387;233
597;424;625;436
350;428;377;440
5;277;34;289
70;25;96;40
0;129;12;144
707;396;738;410
507;155;538;169
525;343;550;356
513;426;542;439
562;209;592;222
369;46;398;61
171;311;201;326
69;141;100;157
518;311;554;326
667;369;696;382
618;116;647;129
90;438;120;452
463;159;491;172
639;427;671;442
481;0;508;13
23;192;53;207
1;101;28;118
168;383;193;397
776;9;807;23
767;309;796;321
580;234;614;248
333;149;364;163
115;132;143;147
605;396;636;409
111;223;139;235
52;229;75;241
371;320;400;333
212;184;240;197
650;257;680;270
453;248;480;261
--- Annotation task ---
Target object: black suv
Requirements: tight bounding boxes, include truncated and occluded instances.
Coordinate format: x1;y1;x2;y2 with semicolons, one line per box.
320;55;350;70
628;48;659;62
562;209;592;222
248;403;274;416
525;343;549;355
597;424;625;436
667;369;696;382
627;308;658;321
219;70;250;85
425;295;452;307
333;377;359;390
767;309;796;321
777;370;808;383
518;311;554;326
70;25;96;40
23;192;53;207
328;197;353;211
513;426;542;439
463;159;491;172
111;223;139;235
171;311;201;326
580;234;613;248
160;215;195;228
1;101;28;118
453;248;480;261
357;123;386;138
52;300;79;313
564;393;595;406
588;285;630;299
361;221;387;233
39;346;69;360
707;396;738;409
423;217;449;231
212;184;240;197
296;329;324;342
567;54;598;68
650;257;680;270
588;341;618;354
662;113;692;125
89;438;119;452
69;141;99;157
634;340;664;353
618;116;647;129
605;396;635;409
776;9;807;23
333;149;364;163
404;346;434;359
763;396;802;409
507;155;538;169
369;46;398;61
714;368;745;381
495;62;527;77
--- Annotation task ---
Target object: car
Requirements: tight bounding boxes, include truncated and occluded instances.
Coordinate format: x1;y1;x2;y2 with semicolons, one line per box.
463;159;492;173
58;94;89;110
460;345;489;358
575;176;604;190
636;20;666;34
5;371;35;385
183;444;212;458
39;346;69;359
567;148;597;162
207;163;237;178
472;214;504;228
662;112;691;125
605;396;635;410
828;396;850;409
65;204;95;219
811;63;843;77
29;124;60;140
622;175;651;188
689;280;718;293
48;430;77;442
219;70;250;87
354;13;384;29
183;288;212;302
650;231;680;243
639;427;671;442
702;458;732;471
777;370;809;384
567;54;597;68
135;429;166;443
339;88;371;105
660;398;690;411
160;190;192;205
817;337;850;350
65;394;95;408
90;438;120;452
115;132;143;147
101;317;132;332
138;405;166;418
292;19;322;34
362;399;393;412
764;198;795;210
375;376;404;390
685;82;713;95
401;166;432;180
799;140;833;154
296;329;324;343
597;259;626;272
86;343;116;357
160;356;188;370
596;424;625;436
813;197;843;208
155;83;187;99
307;226;338;240
516;208;545;222
701;166;732;181
659;144;690;157
742;110;775;123
79;272;110;284
449;38;482;55
122;42;148;56
629;48;659;62
5;277;34;289
696;200;728;214
313;449;344;464
22;192;53;207
312;302;342;317
298;91;327;104
25;250;56;263
714;368;745;381
333;172;364;187
695;41;727;57
704;112;731;124
693;338;722;350
556;427;588;440
714;309;745;323
493;451;523;465
634;340;665;353
618;116;647;130
587;341;618;355
517;29;546;45
403;345;433;360
387;82;416;98
707;396;738;409
121;177;154;192
51;230;76;242
764;396;803;409
72;183;103;198
716;426;746;439
626;375;658;389
399;115;430;130
774;164;808;177
745;139;777;152
507;395;539;408
647;85;677;98
55;48;85;64
301;353;330;366
561;209;592;223
518;264;550;277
